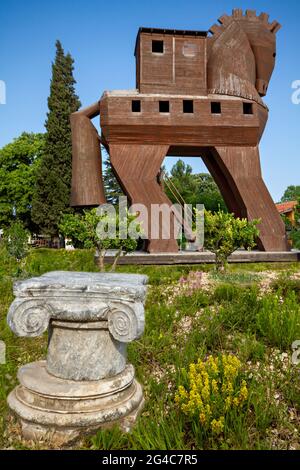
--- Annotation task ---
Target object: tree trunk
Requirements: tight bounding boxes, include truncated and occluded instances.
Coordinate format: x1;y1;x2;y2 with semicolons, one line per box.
110;249;123;272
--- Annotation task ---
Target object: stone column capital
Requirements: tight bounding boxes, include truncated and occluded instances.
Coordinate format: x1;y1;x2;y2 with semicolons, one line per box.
7;271;148;340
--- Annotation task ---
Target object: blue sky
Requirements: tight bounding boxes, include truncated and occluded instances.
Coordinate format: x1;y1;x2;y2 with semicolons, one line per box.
0;0;299;202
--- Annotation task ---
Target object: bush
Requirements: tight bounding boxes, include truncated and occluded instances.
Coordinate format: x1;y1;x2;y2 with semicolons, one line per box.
3;221;29;261
290;228;300;249
203;210;260;271
59;208;141;271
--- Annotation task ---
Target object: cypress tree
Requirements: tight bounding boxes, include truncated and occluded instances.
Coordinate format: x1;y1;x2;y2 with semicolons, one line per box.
32;40;81;238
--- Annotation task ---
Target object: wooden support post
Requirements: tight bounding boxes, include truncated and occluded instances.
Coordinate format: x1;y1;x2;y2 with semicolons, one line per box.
109;144;179;253
207;146;288;251
71;102;106;207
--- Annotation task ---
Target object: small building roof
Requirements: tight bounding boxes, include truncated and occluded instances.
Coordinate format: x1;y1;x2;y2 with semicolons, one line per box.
135;27;207;56
276;200;297;214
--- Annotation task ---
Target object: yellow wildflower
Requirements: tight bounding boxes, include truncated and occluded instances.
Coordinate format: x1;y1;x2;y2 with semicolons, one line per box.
211;379;219;394
211;417;225;435
233;397;239;407
175;354;249;435
238;380;248;403
225;396;232;410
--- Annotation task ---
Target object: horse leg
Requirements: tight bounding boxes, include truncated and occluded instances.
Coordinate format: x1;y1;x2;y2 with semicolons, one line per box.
109;144;179;253
201;150;242;217
208;146;288;251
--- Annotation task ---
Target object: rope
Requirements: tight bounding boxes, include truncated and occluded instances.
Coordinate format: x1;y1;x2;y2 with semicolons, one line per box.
161;170;195;224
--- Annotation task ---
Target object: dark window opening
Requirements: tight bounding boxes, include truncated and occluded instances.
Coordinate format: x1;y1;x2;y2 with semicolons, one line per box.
183;100;194;113
132;100;141;112
152;40;164;53
211;102;221;114
159;101;169;113
243;102;253;115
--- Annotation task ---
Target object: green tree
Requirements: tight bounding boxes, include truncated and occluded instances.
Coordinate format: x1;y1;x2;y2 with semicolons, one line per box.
165;159;198;206
170;159;193;179
203;210;260;271
0;133;45;231
59;208;141;272
281;186;300;202
164;160;226;211
32;40;81;239
103;151;123;204
194;173;227;212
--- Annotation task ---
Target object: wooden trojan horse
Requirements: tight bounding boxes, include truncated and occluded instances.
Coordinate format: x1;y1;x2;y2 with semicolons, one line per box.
71;9;288;253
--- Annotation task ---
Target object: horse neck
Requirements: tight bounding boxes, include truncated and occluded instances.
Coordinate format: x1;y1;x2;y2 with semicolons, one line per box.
207;20;262;105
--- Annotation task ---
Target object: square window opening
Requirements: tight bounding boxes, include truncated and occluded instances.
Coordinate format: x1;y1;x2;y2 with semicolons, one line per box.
183;100;194;113
159;101;169;113
243;102;253;115
211;102;221;114
132;100;141;112
152;40;164;53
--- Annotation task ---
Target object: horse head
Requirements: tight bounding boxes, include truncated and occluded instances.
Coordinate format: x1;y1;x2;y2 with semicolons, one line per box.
208;9;281;101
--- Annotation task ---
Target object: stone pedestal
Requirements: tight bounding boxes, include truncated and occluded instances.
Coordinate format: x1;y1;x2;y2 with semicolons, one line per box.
7;271;148;445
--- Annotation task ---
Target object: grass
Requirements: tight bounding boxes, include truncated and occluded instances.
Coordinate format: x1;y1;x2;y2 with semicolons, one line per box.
0;246;299;449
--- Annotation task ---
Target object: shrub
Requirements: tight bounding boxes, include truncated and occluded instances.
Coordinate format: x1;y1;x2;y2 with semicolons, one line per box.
175;354;249;439
0;242;18;278
3;221;29;261
290;228;300;250
59;208;141;271
203;210;260;271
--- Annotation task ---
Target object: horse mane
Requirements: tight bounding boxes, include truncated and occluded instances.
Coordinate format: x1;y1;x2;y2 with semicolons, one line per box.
209;9;281;38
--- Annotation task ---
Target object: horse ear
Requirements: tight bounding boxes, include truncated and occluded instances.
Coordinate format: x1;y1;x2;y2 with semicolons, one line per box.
268;20;281;34
209;13;233;38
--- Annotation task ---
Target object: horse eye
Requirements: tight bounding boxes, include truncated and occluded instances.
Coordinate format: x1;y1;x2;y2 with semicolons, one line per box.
273;52;276;58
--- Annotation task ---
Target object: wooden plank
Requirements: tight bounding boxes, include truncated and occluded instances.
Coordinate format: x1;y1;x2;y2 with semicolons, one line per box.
100;251;300;266
101;124;260;146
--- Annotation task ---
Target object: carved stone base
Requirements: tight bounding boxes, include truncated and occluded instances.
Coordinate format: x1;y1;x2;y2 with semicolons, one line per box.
8;361;144;446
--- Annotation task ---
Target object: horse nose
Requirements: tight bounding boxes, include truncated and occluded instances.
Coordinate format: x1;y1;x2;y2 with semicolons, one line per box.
256;79;268;97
